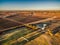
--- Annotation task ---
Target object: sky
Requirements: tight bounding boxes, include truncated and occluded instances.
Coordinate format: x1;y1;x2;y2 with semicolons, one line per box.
0;0;60;10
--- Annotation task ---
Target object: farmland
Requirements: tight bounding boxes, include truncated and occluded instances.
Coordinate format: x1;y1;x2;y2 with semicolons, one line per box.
0;10;60;45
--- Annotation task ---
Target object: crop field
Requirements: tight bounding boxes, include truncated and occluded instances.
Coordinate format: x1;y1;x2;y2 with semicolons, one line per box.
0;10;60;45
0;18;22;32
6;14;45;23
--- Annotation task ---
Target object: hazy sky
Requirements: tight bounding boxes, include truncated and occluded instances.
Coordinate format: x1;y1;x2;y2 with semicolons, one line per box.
0;0;60;10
